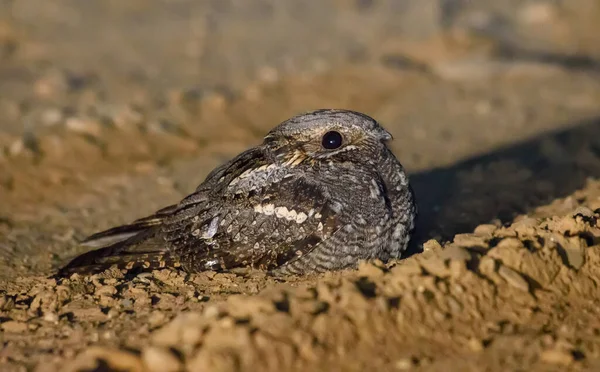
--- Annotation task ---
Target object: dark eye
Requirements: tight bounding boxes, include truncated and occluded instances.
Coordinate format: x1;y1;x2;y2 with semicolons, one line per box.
321;131;343;150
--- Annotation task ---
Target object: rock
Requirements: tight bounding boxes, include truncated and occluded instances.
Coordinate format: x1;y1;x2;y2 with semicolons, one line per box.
68;346;145;372
65;117;102;136
142;346;182;372
562;246;585;270
357;260;385;278
473;224;497;236
95;285;117;297
498;265;529;292
40;108;64;127
1;320;28;333
467;338;484;352
394;357;414;370
440;245;472;262
423;239;443;252
43;312;59;323
453;233;487;248
540;349;575;366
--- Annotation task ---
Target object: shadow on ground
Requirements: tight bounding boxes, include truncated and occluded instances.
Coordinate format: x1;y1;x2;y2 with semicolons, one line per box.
409;115;600;251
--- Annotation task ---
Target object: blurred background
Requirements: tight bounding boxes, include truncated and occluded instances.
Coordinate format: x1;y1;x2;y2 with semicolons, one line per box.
2;2;600;370
1;0;600;272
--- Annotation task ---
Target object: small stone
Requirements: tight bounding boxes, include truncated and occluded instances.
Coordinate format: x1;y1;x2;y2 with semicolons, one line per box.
69;346;145;372
423;239;442;252
40;108;64;127
498;265;529;292
540;349;574;366
395;357;414;370
148;311;167;329
440;245;472;262
562;247;585;270
95;285;117;297
65;117;102;136
8;138;24;156
43;312;59;323
142;346;182;372
357;261;385;278
473;224;497;236
467;338;484;352
1;320;28;333
453;234;486;248
70;306;107;321
512;217;539;236
573;206;594;218
496;237;524;250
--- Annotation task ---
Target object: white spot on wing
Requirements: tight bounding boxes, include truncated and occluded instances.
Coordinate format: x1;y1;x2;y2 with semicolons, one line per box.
369;179;381;199
204;259;219;269
295;212;308;224
275;206;297;220
202;217;219;239
263;204;275;215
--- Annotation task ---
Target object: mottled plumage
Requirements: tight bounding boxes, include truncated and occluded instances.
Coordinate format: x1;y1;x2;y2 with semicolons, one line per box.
57;109;417;277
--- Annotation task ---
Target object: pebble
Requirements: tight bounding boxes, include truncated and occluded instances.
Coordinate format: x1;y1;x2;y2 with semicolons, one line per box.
43;312;59;323
394;357;414;370
142;346;182;372
562;246;585;270
357;261;385;278
440;245;472;262
473;224;498;236
423;239;443;252
467;337;484;352
8;138;24;156
95;285;117;297
65;117;102;136
71;346;145;372
498;265;529;292
540;349;574;366
40;108;64;127
1;320;28;333
573;206;594;218
453;234;486;248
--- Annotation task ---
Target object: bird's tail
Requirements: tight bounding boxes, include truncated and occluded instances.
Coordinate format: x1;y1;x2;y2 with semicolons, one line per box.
56;212;180;277
56;245;179;277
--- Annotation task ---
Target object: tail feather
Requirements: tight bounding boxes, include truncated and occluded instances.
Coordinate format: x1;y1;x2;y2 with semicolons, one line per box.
80;204;177;248
57;223;177;277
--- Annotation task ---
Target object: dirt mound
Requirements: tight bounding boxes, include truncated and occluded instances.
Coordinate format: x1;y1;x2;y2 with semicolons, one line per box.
2;181;599;371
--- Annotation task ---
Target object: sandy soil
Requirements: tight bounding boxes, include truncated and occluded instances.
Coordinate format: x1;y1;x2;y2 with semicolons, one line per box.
2;1;600;371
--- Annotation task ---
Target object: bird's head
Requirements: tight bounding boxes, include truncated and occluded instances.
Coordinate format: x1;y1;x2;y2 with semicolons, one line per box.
263;109;393;166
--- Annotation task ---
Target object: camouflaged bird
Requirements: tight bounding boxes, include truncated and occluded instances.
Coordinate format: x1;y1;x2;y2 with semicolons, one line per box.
57;109;417;277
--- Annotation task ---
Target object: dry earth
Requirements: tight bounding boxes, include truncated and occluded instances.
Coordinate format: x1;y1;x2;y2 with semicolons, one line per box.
2;1;600;371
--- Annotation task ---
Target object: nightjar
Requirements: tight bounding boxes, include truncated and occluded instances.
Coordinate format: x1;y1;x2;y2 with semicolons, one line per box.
58;109;417;277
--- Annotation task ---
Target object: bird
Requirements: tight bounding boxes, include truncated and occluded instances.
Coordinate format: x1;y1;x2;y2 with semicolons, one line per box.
57;109;417;277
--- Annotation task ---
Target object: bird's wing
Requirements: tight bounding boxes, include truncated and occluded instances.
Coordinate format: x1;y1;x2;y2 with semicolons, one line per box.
77;147;267;249
161;171;343;272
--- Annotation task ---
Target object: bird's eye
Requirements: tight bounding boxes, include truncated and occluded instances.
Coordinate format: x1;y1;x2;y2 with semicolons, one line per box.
321;131;343;150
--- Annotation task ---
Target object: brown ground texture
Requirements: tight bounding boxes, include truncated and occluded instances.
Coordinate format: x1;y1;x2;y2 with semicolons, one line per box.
2;1;600;371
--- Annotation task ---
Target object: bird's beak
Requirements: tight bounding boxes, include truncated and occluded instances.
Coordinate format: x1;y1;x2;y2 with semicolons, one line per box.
379;128;393;141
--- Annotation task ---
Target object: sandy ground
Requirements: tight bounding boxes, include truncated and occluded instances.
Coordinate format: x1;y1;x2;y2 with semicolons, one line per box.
2;1;600;371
